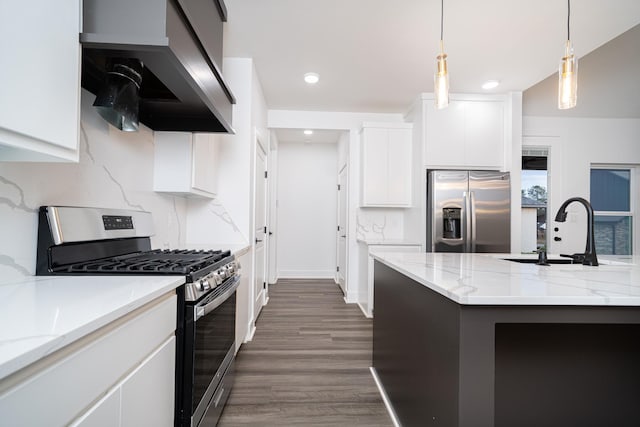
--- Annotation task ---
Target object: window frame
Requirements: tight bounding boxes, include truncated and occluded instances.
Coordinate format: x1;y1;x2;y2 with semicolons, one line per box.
590;165;638;256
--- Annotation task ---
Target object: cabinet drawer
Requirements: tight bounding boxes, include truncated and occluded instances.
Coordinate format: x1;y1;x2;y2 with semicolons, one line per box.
0;293;176;427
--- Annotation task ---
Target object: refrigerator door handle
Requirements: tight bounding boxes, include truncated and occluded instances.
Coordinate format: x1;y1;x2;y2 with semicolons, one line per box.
470;191;477;252
463;191;471;252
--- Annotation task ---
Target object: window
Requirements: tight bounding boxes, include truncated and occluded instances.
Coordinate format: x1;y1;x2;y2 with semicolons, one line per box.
521;151;548;253
590;167;636;255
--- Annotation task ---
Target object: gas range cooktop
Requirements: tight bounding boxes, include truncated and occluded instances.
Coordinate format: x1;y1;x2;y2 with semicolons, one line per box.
36;207;236;290
55;249;231;276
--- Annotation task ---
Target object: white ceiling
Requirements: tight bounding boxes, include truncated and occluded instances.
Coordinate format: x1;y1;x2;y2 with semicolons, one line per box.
223;0;640;114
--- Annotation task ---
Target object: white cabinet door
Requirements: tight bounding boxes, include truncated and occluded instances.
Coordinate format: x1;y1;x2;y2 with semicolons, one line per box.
360;123;412;207
425;102;465;167
387;128;412;205
154;132;218;198
121;336;176;427
71;388;121;427
191;133;218;195
361;127;389;205
0;0;81;162
464;101;504;168
425;99;504;169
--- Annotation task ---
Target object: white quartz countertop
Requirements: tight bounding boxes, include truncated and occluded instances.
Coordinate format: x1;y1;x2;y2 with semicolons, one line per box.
0;275;184;380
371;252;640;306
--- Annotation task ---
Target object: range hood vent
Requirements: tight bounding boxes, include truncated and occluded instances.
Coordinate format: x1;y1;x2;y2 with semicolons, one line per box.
80;0;235;133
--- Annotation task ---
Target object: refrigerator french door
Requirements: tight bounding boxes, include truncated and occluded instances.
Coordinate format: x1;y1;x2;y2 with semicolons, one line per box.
427;170;511;253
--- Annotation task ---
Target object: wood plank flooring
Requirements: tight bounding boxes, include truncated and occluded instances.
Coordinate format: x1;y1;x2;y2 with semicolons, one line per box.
218;279;392;426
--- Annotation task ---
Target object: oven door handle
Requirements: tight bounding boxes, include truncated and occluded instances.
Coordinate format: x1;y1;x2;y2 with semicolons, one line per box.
195;275;241;321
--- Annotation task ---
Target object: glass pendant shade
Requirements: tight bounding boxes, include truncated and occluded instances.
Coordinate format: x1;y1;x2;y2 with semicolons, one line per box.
434;43;449;109
93;59;143;132
558;42;578;109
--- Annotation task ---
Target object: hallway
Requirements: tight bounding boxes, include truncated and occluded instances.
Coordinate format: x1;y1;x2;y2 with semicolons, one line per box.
218;279;392;426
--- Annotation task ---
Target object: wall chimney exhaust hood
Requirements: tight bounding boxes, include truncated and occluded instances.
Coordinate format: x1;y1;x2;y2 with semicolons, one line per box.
80;0;235;133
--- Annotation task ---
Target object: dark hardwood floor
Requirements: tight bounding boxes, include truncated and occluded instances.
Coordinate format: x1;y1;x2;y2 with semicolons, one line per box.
218;279;393;426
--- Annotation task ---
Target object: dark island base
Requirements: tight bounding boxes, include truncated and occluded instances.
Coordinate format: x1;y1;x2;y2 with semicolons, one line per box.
372;261;640;427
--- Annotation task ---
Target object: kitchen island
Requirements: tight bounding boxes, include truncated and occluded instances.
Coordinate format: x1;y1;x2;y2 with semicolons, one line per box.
371;252;640;427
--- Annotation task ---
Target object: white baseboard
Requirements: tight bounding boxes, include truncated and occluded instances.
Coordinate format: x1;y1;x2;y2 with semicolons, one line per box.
344;290;358;304
244;323;256;342
357;302;373;318
370;367;401;427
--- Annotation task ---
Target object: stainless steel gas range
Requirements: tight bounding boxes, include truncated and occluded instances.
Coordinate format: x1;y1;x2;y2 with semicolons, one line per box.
36;206;238;427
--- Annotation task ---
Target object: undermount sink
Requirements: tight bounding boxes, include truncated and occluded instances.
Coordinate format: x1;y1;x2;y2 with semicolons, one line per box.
503;258;574;265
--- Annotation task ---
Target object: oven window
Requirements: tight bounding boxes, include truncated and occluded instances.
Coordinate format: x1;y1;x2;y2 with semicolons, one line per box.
192;292;236;413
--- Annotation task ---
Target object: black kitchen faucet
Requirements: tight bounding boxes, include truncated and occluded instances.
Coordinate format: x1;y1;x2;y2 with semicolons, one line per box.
554;197;599;266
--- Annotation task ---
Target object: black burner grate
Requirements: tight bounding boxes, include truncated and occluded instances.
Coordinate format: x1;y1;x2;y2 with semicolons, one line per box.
56;249;231;275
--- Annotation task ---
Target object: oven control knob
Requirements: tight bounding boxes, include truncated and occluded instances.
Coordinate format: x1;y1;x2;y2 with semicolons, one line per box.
198;279;210;291
214;270;224;282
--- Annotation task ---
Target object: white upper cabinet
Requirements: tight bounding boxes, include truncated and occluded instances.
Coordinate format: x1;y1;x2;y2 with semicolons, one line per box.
154;132;219;198
360;122;413;207
0;0;81;162
425;98;504;169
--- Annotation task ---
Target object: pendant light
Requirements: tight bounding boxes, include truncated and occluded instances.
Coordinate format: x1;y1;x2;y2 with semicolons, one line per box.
558;0;577;109
434;0;449;109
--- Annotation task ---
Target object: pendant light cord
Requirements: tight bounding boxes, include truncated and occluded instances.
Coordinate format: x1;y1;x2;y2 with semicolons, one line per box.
440;0;444;41
567;0;571;41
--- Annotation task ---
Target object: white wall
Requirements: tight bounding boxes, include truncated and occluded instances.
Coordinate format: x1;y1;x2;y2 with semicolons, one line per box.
523;116;640;255
276;141;338;278
0;90;187;283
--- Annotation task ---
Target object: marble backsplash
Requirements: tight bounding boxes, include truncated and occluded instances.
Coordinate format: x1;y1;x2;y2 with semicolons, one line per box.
356;208;404;241
0;90;238;282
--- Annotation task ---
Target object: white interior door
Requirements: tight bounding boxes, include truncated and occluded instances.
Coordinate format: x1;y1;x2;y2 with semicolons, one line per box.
253;138;268;321
336;165;348;293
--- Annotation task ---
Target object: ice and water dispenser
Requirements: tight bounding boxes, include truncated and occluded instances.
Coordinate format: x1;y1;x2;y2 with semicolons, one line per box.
442;208;461;239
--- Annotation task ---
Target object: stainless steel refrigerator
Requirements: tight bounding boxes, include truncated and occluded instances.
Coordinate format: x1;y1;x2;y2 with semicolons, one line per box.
427;170;511;253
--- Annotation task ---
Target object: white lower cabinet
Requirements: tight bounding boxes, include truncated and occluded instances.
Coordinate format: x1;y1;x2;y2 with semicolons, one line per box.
121;336;175;427
0;292;176;427
72;383;121;427
72;336;176;427
359;243;422;317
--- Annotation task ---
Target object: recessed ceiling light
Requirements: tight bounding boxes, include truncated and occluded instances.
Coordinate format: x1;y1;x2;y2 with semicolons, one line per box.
304;72;320;84
482;80;500;90
303;129;313;135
